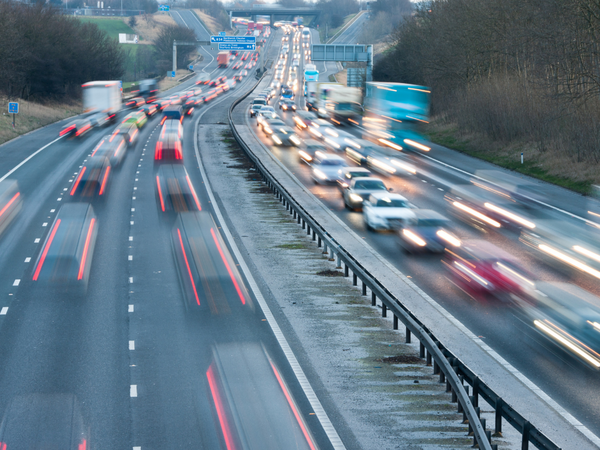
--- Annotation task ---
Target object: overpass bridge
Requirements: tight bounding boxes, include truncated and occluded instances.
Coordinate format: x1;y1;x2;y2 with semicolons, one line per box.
226;7;321;26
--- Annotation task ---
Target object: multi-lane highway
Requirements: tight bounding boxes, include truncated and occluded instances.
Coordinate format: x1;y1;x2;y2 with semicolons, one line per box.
238;24;600;443
0;13;344;450
0;8;598;449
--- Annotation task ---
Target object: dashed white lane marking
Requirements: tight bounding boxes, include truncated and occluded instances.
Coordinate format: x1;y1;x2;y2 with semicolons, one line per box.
129;277;133;283
57;198;62;201
128;304;134;312
128;255;133;261
0;307;8;315
63;188;67;191
134;187;137;190
130;385;138;397
438;188;444;191
133;197;136;200
12;280;20;286
129;340;135;350
133;447;141;450
421;179;427;183
24;257;31;263
129;236;133;241
131;208;135;212
135;179;138;182
130;221;134;225
50;209;55;213
69;179;73;182
42;223;48;227
34;238;40;243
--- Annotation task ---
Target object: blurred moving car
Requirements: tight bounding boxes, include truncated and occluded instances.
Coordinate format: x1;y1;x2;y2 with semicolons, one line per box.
297;139;325;164
156;165;202;213
342;177;389;211
398;210;460;253
443;239;533;301
70;155;112;198
279;98;297;112
249;104;264;118
311;154;347;184
172;212;252;313
125;97;145;109
363;192;417;231
293;110;318;131
140;103;159;117
91;134;127;167
511;282;600;370
32;203;98;291
0;394;89;450
260;119;286;136
112;122;139;147
269;126;301;147
336;167;372;190
205;343;317;450
155;125;184;164
122;110;148;129
0;180;22;236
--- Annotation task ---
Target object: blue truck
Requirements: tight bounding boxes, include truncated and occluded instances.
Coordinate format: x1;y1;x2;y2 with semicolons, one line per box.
363;82;431;151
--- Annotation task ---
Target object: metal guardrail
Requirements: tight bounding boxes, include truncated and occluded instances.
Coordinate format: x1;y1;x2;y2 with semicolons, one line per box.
226;51;561;450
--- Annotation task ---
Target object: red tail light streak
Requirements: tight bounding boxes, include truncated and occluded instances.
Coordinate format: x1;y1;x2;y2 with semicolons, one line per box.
210;228;245;305
33;219;61;281
177;228;200;305
78;218;95;280
70;168;86;195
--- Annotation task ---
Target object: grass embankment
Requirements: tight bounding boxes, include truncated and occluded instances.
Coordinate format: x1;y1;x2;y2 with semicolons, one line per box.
77;13;175;43
191;9;235;36
0;97;80;146
427;123;595;194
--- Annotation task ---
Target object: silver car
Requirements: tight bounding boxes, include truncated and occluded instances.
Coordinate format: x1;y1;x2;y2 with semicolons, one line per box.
342;177;390;211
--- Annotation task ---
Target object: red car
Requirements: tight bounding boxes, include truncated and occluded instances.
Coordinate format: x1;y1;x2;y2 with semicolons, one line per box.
443;239;534;302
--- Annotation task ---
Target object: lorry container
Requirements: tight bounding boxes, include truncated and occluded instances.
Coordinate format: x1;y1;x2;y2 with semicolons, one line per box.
248;21;255;32
256;22;264;32
217;51;230;68
82;81;121;116
363;82;430;150
316;83;362;120
303;64;319;111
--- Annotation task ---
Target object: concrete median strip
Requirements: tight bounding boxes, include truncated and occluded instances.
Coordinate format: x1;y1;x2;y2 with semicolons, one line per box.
227;76;600;449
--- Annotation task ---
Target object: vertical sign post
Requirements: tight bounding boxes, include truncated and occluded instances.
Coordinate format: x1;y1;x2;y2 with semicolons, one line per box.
8;102;18;129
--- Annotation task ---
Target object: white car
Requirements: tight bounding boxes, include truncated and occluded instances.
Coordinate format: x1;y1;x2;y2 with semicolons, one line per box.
363;192;417;231
311;154;348;184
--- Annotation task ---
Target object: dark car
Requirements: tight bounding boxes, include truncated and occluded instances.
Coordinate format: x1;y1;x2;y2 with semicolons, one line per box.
172;211;252;313
32;203;98;291
398;210;460;253
156;165;202;213
141;103;159;117
69;155;112;198
125;96;145;109
162;105;183;122
279;98;297;112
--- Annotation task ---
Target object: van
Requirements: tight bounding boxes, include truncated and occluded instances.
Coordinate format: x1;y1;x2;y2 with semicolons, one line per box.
252;98;267;106
162;105;183;121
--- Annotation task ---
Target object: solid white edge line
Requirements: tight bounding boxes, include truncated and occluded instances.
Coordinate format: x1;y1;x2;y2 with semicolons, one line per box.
0;135;64;184
193;104;346;450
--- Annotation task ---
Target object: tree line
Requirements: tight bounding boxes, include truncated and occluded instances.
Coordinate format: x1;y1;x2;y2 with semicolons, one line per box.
0;1;124;100
375;0;600;163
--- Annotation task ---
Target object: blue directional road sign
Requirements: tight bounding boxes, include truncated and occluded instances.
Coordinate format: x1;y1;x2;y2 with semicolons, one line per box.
218;43;256;51
219;31;226;36
8;102;18;114
158;4;169;11
168;71;175;78
210;35;256;44
188;65;194;71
